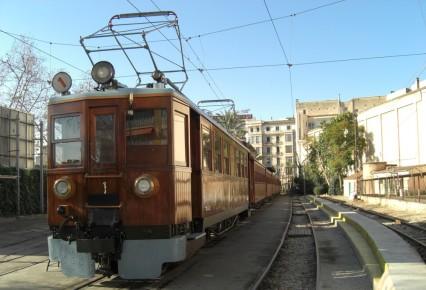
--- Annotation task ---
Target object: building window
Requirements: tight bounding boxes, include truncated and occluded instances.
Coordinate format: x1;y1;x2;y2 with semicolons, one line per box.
286;157;293;166
266;136;270;143
276;136;280;143
285;134;292;142
276;126;279;131
266;147;271;154
256;136;260;144
285;145;292;153
286;167;293;175
250;127;253;132
287;125;291;130
277;158;281;165
256;127;260;132
276;146;280;153
256;147;261;154
266;127;270;131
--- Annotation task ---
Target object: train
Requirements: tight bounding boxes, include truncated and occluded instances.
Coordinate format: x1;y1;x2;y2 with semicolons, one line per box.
47;12;281;280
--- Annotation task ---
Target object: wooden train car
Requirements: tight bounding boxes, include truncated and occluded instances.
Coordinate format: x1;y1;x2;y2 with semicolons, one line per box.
47;63;281;279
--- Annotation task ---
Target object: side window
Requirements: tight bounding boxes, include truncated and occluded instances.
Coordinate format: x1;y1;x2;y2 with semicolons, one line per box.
174;112;187;166
214;134;222;173
223;141;230;175
126;109;167;145
202;126;212;170
236;150;241;177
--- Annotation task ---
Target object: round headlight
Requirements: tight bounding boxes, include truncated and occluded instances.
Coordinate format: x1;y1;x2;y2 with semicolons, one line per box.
53;177;73;199
134;175;155;197
91;61;115;84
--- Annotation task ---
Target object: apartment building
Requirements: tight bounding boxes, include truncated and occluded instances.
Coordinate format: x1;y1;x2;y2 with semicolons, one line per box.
244;117;296;190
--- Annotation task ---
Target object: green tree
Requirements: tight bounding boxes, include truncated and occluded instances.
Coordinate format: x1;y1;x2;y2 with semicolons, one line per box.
305;112;366;194
215;109;246;139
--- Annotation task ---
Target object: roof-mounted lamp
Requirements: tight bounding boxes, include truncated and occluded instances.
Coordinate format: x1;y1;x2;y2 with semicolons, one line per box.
91;61;115;85
51;72;72;95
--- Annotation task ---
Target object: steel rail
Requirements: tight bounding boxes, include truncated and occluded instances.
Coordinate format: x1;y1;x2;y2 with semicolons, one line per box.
249;198;293;290
301;197;320;290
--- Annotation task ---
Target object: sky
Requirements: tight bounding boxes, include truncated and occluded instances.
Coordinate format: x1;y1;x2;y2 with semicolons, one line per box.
1;0;426;120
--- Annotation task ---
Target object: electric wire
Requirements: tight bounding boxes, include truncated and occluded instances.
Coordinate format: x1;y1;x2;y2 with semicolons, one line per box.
149;0;227;100
0;28;88;74
263;0;294;113
0;0;348;51
406;0;426;86
187;51;426;72
126;0;222;99
185;0;348;40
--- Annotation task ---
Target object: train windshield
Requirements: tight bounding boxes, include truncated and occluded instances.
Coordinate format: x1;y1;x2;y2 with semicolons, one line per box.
53;115;81;166
126;109;168;145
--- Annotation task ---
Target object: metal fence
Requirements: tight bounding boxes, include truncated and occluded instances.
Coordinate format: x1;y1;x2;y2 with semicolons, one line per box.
360;172;426;203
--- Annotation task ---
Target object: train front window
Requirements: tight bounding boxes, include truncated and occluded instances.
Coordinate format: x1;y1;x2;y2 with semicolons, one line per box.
53;115;81;166
126;109;168;145
94;114;115;164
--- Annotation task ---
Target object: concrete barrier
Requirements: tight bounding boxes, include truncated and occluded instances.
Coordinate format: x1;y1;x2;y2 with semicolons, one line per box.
309;196;426;290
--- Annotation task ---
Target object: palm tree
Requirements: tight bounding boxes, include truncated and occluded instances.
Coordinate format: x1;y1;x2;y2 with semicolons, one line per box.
215;109;246;139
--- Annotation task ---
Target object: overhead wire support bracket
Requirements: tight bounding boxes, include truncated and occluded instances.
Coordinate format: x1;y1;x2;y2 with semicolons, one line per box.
80;11;188;89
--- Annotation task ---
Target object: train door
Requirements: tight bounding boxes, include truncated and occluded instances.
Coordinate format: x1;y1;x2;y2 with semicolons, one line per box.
86;106;121;207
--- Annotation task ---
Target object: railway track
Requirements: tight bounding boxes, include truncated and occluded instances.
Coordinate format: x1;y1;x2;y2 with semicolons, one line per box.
322;196;426;262
254;196;317;290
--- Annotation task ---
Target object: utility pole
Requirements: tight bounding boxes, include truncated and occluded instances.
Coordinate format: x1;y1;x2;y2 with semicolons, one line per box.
40;120;44;214
15;114;20;217
354;110;358;172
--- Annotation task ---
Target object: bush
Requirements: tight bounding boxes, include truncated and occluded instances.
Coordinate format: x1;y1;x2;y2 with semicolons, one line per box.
0;166;46;216
328;176;341;195
314;184;328;195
